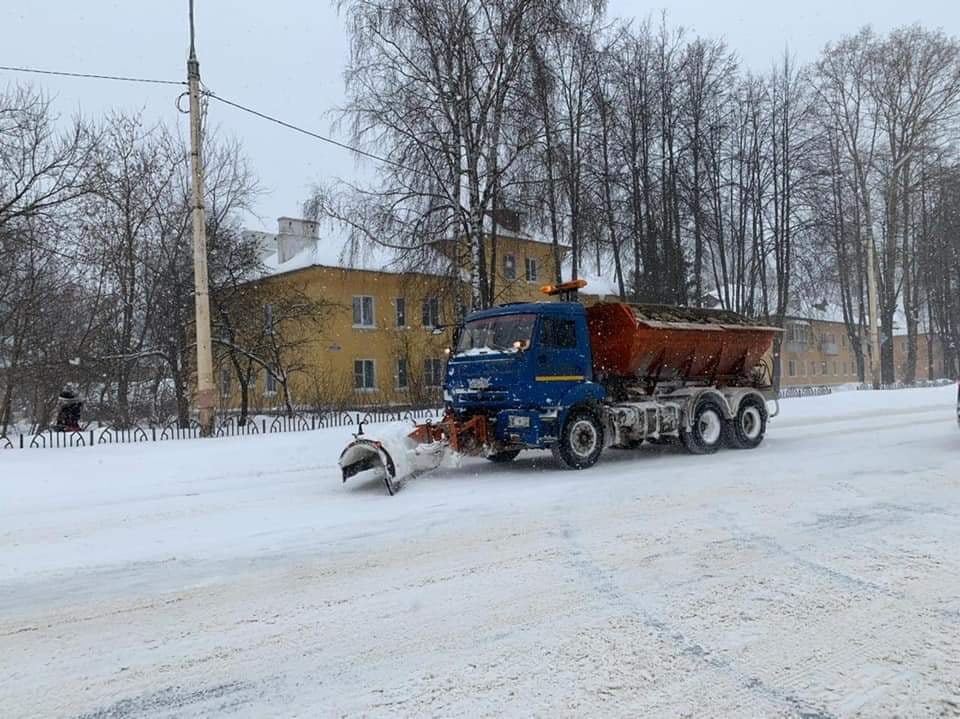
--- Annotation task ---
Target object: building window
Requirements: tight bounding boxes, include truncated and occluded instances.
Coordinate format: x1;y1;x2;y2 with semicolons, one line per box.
833;361;838;376
788;359;796;377
395;298;406;327
525;257;538;282
396;358;409;389
799;359;806;376
503;254;516;280
540;317;578;349
264;303;274;334
220;368;231;397
354;359;376;391
352;296;374;328
423;358;444;387
787;322;810;344
422;297;440;328
266;368;278;395
822;361;828;376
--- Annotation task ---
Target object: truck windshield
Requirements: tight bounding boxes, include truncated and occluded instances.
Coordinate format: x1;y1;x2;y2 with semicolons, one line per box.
455;313;536;355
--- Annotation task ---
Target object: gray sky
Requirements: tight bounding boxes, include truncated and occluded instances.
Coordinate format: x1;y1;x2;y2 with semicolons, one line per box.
4;1;958;232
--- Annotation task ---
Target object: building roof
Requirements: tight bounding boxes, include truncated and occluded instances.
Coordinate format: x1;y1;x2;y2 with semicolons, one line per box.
702;284;921;337
253;218;449;280
260;238;438;278
786;299;916;337
253;215;565;282
481;216;571;248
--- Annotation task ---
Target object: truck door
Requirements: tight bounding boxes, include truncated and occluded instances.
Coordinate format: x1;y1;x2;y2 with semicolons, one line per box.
533;314;589;408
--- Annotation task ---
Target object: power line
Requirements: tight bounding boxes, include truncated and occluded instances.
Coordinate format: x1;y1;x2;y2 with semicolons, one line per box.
1;63;433;179
203;90;421;175
0;64;185;86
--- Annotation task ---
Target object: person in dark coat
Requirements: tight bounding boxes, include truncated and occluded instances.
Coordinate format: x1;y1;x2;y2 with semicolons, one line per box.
54;385;83;432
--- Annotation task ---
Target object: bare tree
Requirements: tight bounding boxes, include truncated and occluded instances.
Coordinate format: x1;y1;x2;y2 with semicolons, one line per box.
868;26;960;382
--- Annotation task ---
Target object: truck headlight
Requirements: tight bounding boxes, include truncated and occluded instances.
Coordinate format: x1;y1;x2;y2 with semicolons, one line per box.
508;415;531;428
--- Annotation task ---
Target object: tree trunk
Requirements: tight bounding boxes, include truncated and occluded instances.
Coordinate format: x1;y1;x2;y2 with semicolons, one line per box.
238;378;250;426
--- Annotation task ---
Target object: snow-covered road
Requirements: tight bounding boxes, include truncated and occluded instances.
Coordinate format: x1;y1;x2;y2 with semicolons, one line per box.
2;387;960;718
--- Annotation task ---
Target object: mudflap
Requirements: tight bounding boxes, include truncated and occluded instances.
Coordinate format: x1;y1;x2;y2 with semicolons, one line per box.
339;438;402;495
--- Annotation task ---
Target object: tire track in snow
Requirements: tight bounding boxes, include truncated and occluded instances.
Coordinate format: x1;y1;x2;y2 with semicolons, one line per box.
769;416;945;447
556;521;835;719
774;403;948;430
708;508;960;715
71;681;257;719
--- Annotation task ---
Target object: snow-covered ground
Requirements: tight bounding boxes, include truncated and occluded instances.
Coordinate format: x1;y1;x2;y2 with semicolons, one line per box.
2;386;959;718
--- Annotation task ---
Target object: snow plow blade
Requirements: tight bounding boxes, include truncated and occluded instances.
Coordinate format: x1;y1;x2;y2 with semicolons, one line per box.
338;431;448;495
339;438;402;495
339;413;491;495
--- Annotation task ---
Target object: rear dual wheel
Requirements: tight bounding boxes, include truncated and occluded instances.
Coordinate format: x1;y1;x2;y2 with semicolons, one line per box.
724;396;767;449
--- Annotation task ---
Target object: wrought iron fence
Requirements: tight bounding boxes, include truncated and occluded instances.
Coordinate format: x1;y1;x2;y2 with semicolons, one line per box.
777;378;953;400
0;407;444;451
856;378;954;391
778;385;833;400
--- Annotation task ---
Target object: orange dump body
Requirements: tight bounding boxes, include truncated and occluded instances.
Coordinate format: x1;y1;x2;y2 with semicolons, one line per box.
586;303;782;385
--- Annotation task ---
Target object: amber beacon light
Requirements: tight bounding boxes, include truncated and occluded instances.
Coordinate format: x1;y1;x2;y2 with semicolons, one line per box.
540;279;588;296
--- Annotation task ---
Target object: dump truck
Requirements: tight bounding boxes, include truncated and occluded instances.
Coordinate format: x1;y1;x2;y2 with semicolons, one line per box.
340;280;783;494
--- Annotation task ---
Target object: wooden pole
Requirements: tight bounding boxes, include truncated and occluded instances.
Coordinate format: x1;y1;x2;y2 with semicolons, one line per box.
188;0;215;435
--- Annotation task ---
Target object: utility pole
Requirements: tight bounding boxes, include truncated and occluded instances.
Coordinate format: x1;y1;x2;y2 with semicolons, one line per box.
188;0;216;435
865;229;882;389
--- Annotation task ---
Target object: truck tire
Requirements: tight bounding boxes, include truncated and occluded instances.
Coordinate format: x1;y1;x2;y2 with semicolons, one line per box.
681;397;725;455
487;449;521;463
724;396;767;449
553;409;604;470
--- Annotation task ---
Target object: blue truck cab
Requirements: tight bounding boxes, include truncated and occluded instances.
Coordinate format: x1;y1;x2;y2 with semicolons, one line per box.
444;302;606;449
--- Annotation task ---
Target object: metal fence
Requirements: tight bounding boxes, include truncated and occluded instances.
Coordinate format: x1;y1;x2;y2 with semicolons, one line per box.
777;377;954;401
777;385;834;400
855;378;954;392
0;407;444;451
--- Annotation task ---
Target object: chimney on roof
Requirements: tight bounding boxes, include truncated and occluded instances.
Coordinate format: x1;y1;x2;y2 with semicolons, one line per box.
276;216;319;263
490;207;522;234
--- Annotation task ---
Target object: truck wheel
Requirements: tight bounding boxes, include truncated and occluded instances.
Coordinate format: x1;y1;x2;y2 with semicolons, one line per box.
553;410;604;470
487;450;521;463
681;397;725;455
725;396;767;449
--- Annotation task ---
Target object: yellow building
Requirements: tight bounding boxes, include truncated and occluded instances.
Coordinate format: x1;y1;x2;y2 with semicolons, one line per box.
780;313;944;387
221;215;566;413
